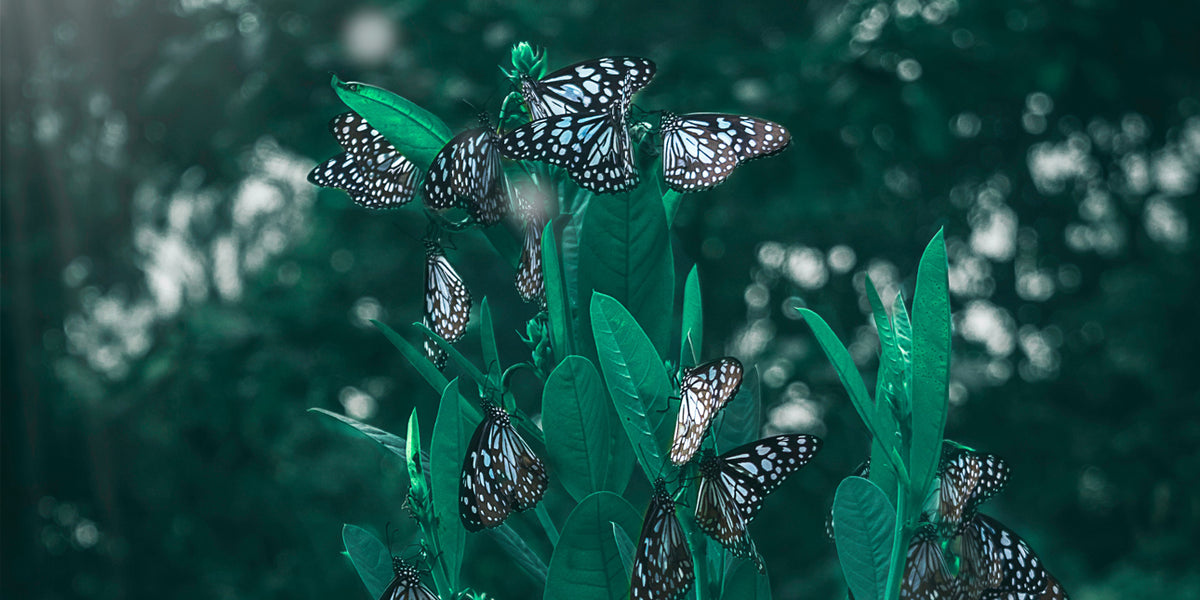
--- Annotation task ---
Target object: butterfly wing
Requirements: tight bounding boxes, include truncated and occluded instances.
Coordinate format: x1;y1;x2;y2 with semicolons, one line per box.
309;112;417;208
425;249;471;344
661;113;790;192
459;406;547;531
718;434;822;519
902;524;953;600
522;56;656;119
421;314;449;370
501;108;638;194
939;452;1010;535
631;483;695;600
494;419;549;511
695;457;760;565
959;515;1050;597
379;563;439;600
979;575;1069;600
516;209;548;305
669;358;744;464
422;127;509;225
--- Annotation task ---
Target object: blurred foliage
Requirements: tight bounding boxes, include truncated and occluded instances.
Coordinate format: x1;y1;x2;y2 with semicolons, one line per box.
2;0;1198;599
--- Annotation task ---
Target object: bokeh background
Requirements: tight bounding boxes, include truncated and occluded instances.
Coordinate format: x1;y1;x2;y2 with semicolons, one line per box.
3;0;1198;598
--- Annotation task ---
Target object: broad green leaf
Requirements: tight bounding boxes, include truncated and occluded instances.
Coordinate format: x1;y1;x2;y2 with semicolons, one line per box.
909;229;950;517
590;293;673;479
577;182;674;358
715;366;761;451
681;265;703;368
371;319;449;394
721;558;771;600
480;299;500;382
890;292;915;452
331;75;452;168
488;522;549;584
797;309;890;455
342;524;392;600
544;492;642;600
543;357;612;501
611;522;636;580
309;408;428;470
430;379;472;588
543;220;574;364
833;477;897;600
865;277;899;504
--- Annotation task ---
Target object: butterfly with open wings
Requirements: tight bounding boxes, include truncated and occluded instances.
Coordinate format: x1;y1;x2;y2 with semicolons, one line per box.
308;112;418;208
519;56;656;120
660;112;791;192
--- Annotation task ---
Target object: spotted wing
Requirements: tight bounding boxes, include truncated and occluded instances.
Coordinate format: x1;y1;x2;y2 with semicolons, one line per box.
501;106;638;194
425;250;471;343
669;358;745;465
661;112;790;192
380;563;439;600
458;409;547;531
521;56;656;119
717;434;822;519
959;515;1051;597
695;461;759;564
308;112;417;208
630;487;695;600
939;452;1010;535
902;524;952;600
979;575;1069;600
421;314;449;370
422;127;509;225
516;209;548;305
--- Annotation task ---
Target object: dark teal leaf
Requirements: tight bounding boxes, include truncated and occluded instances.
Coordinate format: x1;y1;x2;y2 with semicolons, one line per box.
681;265;703;368
543;492;642;600
412;321;488;387
611;521;635;580
721;557;771;600
543;220;574;364
577;182;674;358
488;522;549;585
715;366;760;451
590;293;673;480
543;357;612;502
308;408;428;470
331;75;452;168
371;319;449;394
865;277;899;504
663;189;684;227
430;379;472;588
342;524;393;600
480;299;500;382
909;229;950;517
405;410;422;485
833;476;897;600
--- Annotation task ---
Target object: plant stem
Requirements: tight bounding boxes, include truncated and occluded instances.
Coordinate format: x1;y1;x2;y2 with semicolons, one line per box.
534;504;560;547
416;515;453;597
882;490;909;600
677;509;711;600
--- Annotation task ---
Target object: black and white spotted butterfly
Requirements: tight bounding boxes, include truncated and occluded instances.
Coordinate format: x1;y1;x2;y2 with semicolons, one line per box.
308;112;418;208
459;399;548;531
669;358;745;465
502;76;641;194
422;239;471;370
519;56;656;120
938;451;1010;536
660;112;791;192
422;116;509;227
694;434;822;570
378;555;438;600
979;575;1069;600
901;524;953;600
957;514;1058;599
515;204;548;306
630;478;694;600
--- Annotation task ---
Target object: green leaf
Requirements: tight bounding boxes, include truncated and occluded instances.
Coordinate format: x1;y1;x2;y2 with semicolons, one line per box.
681;265;703;368
405;409;422;484
331;75;452;168
342;524;393;600
865;277;899;504
543;220;574;363
480;299;500;381
488;522;549;584
833;477;897;600
412;321;488;387
715;366;761;451
908;229;950;517
543;357;612;502
430;379;472;588
590;293;673;480
371;319;449;394
663;189;683;227
543;492;642;600
611;522;636;580
309;408;428;469
721;558;771;600
577;182;674;358
481;221;523;269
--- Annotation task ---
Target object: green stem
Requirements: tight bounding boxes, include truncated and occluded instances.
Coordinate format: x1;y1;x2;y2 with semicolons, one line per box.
534;504;560;547
882;489;909;600
415;506;453;597
677;509;711;600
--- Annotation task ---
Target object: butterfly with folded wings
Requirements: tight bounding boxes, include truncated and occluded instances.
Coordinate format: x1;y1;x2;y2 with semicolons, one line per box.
421;239;471;370
459;400;548;531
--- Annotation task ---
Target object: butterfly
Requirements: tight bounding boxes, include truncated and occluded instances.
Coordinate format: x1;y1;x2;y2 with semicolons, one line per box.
901;524;953;600
519;56;656;120
694;434;822;570
669;357;745;465
978;575;1069;600
501;77;641;194
422;239;471;370
938;451;1010;536
378;556;438;600
422;116;509;226
659;112;791;192
308;112;418;208
459;399;548;531
956;514;1055;599
630;478;695;600
515;205;548;306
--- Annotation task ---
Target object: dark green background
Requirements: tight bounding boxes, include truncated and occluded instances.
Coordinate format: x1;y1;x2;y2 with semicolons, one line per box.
3;0;1198;598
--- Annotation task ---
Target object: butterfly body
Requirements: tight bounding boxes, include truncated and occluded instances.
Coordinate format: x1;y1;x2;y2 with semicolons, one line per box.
422;240;471;369
660;112;791;192
938;451;1010;537
379;556;437;600
670;357;745;465
423;116;509;226
630;478;694;600
308;112;417;208
459;401;548;531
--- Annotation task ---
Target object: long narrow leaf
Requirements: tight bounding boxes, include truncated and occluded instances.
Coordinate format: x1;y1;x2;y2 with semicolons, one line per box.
487;522;549;584
371;319;449;393
480;299;500;382
430;379;471;588
865;277;899;504
908;229;950;517
681;265;703;368
308;408;429;470
543;219;574;364
411;321;488;387
611;522;636;580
